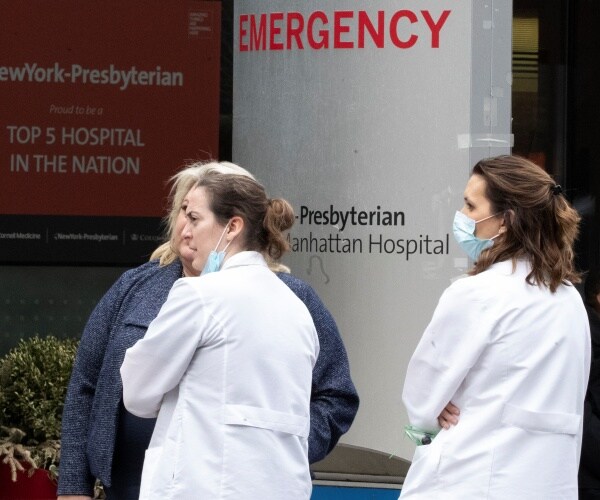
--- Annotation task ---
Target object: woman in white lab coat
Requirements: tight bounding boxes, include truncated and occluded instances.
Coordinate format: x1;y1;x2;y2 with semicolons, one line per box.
401;155;590;499
120;173;319;499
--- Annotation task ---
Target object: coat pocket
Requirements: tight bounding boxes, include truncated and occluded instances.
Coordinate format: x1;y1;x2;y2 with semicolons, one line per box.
224;404;309;438
501;403;581;435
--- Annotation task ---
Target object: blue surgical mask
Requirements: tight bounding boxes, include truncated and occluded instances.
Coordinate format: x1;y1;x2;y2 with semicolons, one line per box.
452;211;500;261
201;223;232;276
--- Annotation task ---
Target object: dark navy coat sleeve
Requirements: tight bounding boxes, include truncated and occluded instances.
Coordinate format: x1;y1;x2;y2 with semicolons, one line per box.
58;269;132;496
277;272;359;463
58;261;180;496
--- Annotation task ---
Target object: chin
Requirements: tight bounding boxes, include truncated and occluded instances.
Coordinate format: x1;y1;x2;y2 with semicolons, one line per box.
179;249;195;262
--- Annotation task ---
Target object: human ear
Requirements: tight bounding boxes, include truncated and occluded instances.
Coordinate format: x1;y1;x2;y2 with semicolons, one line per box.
227;216;244;240
497;214;507;234
499;209;515;233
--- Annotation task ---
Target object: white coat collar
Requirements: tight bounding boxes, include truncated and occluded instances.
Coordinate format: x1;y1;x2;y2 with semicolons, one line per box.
221;251;268;271
451;259;532;284
487;258;532;277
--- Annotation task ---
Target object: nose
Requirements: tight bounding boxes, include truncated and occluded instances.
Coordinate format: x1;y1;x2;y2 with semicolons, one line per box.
182;221;192;239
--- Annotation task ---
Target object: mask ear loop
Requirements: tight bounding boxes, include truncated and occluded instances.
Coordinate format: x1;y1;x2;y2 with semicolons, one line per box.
475;211;503;224
213;221;231;252
221;238;233;254
489;211;509;240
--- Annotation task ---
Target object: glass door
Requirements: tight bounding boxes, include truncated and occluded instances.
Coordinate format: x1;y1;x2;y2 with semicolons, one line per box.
512;0;600;273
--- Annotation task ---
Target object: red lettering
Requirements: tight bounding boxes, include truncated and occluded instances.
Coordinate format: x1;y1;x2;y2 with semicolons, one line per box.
390;10;418;49
238;9;449;52
287;12;305;49
269;12;284;50
358;10;384;48
307;11;329;49
334;11;354;49
239;14;249;52
250;13;267;51
421;10;451;48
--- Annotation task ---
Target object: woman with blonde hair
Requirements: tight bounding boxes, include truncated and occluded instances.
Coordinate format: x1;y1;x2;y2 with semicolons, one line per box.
58;161;358;500
401;155;590;499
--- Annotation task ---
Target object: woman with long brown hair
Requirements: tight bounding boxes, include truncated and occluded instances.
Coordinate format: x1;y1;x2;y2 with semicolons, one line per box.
401;155;590;499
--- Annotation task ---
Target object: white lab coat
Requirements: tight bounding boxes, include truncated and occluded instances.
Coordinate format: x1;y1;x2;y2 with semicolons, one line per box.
121;251;319;500
401;259;590;499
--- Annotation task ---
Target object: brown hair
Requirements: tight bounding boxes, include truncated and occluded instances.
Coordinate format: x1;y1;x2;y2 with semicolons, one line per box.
470;155;581;292
150;161;254;265
197;173;294;260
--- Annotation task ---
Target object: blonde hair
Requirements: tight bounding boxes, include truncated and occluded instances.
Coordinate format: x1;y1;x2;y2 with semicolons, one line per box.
470;155;581;292
150;161;253;266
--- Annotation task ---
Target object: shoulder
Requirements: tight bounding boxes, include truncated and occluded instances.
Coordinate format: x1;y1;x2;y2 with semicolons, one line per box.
276;271;307;290
446;260;520;295
114;260;183;324
119;259;158;280
276;272;318;302
105;260;181;313
275;273;337;331
120;259;180;289
443;271;489;298
440;265;509;311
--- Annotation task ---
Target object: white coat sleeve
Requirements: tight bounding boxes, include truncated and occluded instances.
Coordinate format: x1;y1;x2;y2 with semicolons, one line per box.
402;278;494;430
120;279;210;418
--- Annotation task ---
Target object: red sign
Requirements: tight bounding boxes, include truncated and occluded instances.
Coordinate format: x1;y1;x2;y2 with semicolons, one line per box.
238;9;451;51
0;0;221;217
